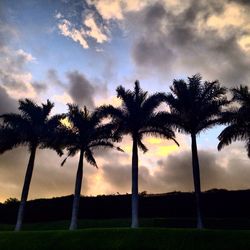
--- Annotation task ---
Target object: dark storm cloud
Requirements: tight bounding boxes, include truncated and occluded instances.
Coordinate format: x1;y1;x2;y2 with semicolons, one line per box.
102;163;153;193
47;69;65;87
102;164;131;190
228;0;250;6
132;0;250;86
67;70;96;108
47;68;107;108
132;3;174;73
32;81;47;93
0;70;26;92
155;150;225;191
101;147;250;194
0;147;94;201
0;85;17;113
156;148;250;191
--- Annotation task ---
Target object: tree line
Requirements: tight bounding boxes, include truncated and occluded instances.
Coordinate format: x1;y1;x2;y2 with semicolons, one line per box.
0;74;249;231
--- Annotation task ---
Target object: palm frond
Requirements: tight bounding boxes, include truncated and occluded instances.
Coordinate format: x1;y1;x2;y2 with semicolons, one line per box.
95;105;124;121
0;99;65;154
1;113;30;129
85;149;97;168
42;100;54;120
18;99;43;122
246;139;250;158
137;139;148;153
232;85;250;104
88;140;114;149
61;147;79;166
134;80;147;105
218;124;247;151
217;85;250;157
142;92;167;116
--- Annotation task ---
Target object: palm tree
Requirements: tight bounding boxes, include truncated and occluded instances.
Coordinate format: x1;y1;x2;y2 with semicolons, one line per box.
218;85;250;157
97;80;178;228
165;74;228;229
0;99;64;231
61;104;122;230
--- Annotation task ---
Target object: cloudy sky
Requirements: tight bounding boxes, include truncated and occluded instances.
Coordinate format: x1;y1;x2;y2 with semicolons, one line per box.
0;0;250;202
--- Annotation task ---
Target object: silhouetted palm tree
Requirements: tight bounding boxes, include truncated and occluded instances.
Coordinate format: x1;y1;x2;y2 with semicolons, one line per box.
165;74;228;229
0;99;64;231
97;81;178;228
218;85;250;157
61;104;122;230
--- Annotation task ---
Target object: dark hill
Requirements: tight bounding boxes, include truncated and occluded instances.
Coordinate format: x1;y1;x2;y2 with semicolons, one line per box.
1;189;249;224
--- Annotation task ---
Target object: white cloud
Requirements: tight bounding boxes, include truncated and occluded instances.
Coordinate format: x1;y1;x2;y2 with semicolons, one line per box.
130;1;250;86
2;72;37;99
16;49;36;62
58;19;89;49
95;47;104;52
87;0;151;21
88;0;124;20
205;2;250;51
57;13;110;49
84;14;109;43
53;92;73;105
0;47;37;99
55;12;63;19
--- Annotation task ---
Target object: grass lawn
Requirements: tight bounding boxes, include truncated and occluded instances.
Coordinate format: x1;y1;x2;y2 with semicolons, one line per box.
2;217;250;231
0;228;250;250
1;219;250;250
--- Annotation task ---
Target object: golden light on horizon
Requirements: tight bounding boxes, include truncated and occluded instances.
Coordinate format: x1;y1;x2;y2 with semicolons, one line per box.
145;137;180;157
122;144;132;154
95;95;122;108
146;137;162;144
85;171;107;196
155;145;179;157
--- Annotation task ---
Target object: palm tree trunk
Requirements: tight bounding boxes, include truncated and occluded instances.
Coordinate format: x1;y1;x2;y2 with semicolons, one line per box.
191;133;204;229
15;145;37;231
69;149;84;230
131;137;139;228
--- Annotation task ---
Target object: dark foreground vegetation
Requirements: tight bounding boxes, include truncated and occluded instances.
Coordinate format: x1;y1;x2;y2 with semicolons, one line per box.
0;228;250;250
1;189;250;229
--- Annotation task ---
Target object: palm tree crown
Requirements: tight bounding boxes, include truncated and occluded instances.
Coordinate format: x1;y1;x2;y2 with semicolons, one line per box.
61;104;122;167
165;74;228;135
218;85;250;157
0;99;64;155
98;80;178;151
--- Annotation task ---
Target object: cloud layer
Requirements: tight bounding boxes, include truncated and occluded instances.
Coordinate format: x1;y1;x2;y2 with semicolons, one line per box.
100;143;250;194
131;0;250;86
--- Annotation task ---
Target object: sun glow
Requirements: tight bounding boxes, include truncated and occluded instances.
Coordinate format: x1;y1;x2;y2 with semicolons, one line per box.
155;145;179;157
145;137;180;156
146;137;162;144
60;117;71;128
